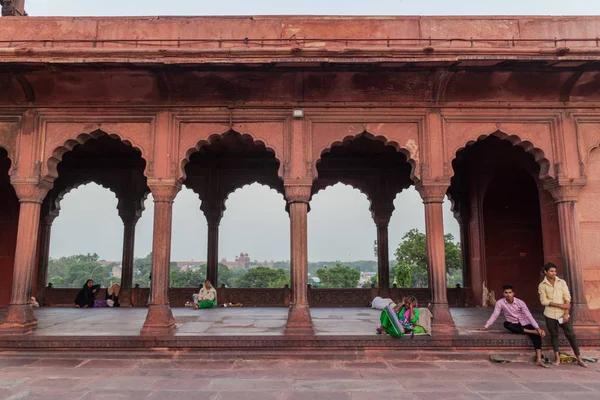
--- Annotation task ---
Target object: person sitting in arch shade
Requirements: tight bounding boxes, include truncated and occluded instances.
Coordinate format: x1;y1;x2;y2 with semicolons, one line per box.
194;279;217;309
75;279;101;308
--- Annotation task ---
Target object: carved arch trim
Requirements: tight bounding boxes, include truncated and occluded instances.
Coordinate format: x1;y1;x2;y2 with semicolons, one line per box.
313;131;419;183
179;128;283;182
44;128;149;183
450;129;552;183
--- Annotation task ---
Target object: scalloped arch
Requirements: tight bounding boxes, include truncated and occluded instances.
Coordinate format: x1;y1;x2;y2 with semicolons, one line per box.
50;181;120;216
310;180;380;218
451;129;552;182
45;129;148;183
180;129;282;182
314;131;418;183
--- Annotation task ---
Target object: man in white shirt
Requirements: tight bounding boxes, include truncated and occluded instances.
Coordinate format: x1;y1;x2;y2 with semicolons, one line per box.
194;279;217;309
538;263;586;367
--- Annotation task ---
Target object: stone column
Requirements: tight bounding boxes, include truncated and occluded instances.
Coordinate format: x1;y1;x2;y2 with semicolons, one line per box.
284;183;313;335
141;180;180;335
545;182;598;331
0;181;51;334
36;212;57;290
206;220;219;286
416;182;456;334
118;209;140;290
373;215;391;290
1;0;26;16
202;202;224;287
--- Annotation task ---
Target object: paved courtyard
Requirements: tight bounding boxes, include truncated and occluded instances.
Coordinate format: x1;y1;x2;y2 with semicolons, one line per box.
0;352;600;400
0;307;546;336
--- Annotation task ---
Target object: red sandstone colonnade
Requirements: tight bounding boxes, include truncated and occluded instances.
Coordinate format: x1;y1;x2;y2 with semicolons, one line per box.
0;14;600;335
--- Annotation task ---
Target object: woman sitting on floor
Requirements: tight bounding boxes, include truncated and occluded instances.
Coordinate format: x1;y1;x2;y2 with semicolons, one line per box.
376;296;427;337
193;279;217;309
105;283;121;307
75;279;101;308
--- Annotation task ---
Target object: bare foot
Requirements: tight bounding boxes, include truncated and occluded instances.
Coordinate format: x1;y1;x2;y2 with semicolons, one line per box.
553;360;560;366
577;360;589;368
535;360;548;368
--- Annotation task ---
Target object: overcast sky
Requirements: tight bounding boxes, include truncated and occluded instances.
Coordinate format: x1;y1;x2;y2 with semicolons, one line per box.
31;0;597;262
26;0;600;16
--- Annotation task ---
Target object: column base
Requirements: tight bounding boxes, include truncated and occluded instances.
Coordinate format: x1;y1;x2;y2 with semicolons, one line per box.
119;288;132;307
140;304;176;335
285;304;314;336
0;304;37;335
571;303;600;334
430;302;457;335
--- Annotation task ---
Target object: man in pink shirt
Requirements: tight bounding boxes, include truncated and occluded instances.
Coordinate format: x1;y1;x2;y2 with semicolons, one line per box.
479;284;547;367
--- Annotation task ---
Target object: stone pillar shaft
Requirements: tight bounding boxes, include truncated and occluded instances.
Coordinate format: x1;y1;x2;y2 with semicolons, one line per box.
206;221;219;286
284;183;313;335
36;215;54;290
555;199;597;328
141;181;180;335
375;220;390;289
120;217;137;289
417;182;456;334
545;182;598;330
1;182;50;334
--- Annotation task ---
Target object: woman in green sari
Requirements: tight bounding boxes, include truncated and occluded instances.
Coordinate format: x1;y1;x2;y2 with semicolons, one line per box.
376;296;426;337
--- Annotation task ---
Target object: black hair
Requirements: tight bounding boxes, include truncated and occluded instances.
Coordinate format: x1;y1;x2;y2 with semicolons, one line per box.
543;263;557;272
502;284;513;291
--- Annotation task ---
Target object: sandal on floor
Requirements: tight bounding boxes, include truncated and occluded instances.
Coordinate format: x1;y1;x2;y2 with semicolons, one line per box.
376;328;383;335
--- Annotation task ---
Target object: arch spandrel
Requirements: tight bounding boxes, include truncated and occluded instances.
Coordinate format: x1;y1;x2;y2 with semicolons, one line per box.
42;121;152;182
572;117;600;175
445;121;555;181
178;122;285;181
0;119;20;175
311;122;421;182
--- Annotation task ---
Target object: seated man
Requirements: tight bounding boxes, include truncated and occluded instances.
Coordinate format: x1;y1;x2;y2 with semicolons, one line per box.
376;296;427;337
194;279;217;309
479;284;546;368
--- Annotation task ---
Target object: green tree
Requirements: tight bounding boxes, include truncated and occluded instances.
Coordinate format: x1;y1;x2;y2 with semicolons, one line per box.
394;262;412;287
133;253;152;287
315;264;361;288
218;263;232;287
393;229;462;288
169;264;206;288
47;253;118;288
231;266;290;288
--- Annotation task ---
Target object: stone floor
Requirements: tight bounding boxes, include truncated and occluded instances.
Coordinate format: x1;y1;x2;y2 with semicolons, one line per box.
0;307;546;336
1;353;600;400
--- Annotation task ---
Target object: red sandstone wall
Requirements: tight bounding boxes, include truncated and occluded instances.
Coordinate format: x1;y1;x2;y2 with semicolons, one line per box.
483;172;545;307
579;146;600;311
0;16;599;44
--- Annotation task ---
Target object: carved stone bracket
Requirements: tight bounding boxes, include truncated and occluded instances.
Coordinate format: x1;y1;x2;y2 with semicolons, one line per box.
543;179;586;203
415;180;450;204
284;179;312;204
11;179;52;203
147;179;181;203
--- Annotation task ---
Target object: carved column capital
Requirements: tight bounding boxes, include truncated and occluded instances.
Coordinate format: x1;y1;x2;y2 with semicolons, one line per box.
284;180;312;204
200;196;226;226
147;179;181;203
543;179;585;203
10;179;52;203
415;180;449;204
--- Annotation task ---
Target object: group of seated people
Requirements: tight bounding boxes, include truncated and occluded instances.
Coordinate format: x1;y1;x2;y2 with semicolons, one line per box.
74;279;120;308
372;295;432;337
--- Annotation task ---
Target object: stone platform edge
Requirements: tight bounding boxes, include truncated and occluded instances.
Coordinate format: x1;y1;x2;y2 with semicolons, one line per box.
0;334;598;350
